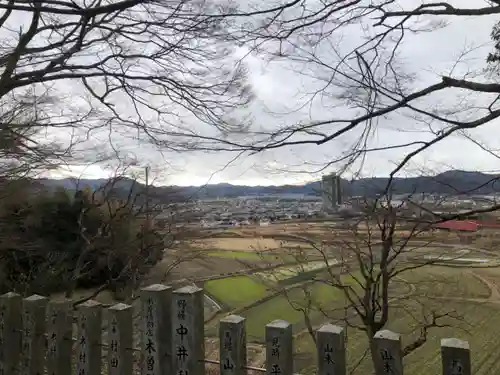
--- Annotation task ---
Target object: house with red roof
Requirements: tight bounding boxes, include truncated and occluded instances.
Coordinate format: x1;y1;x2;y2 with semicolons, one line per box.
432;220;478;232
432;219;500;232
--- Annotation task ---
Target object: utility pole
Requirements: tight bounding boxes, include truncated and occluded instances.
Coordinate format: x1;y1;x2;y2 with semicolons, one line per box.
140;165;151;262
145;165;150;226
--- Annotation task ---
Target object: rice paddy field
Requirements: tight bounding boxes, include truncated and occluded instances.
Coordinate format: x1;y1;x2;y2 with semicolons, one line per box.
203;263;500;375
177;223;500;375
204;276;269;309
295;301;500;375
255;260;337;281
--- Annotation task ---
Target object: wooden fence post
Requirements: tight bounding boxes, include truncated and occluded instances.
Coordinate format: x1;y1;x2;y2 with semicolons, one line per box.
76;300;102;375
0;292;22;375
219;315;246;375
373;330;403;375
47;300;73;375
172;285;205;375
265;320;293;375
441;338;471;375
108;303;134;375
22;295;48;375
316;324;346;375
140;284;172;375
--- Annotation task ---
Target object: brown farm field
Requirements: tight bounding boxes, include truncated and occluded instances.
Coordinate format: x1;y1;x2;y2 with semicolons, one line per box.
190;237;315;251
190;237;283;251
158;220;500;283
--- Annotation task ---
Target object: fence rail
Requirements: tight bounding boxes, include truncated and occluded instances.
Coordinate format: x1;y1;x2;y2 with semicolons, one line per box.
0;284;471;375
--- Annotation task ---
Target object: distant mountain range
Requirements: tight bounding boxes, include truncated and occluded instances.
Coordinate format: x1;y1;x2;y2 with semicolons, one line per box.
36;170;500;201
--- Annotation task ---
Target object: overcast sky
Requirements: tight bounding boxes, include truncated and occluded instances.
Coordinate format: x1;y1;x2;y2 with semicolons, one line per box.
37;0;500;186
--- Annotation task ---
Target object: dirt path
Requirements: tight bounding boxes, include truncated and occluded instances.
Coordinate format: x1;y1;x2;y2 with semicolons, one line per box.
381;271;500;306
469;271;500;302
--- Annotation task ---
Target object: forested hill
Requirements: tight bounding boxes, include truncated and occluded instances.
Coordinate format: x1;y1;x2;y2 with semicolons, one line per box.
37;170;500;201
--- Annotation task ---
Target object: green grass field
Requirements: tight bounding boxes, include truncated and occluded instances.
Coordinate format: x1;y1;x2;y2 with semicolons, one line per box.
203;263;341;311
240;283;344;340
204;276;269;309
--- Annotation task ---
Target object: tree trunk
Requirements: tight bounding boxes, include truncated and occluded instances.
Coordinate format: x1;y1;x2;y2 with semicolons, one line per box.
367;330;379;375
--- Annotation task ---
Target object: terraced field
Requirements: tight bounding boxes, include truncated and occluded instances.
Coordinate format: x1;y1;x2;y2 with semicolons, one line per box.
190;226;500;375
398;267;491;299
294;301;500;375
203;264;500;374
255;260;337;282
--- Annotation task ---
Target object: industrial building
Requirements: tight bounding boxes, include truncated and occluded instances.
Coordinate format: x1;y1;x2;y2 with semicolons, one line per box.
321;173;342;212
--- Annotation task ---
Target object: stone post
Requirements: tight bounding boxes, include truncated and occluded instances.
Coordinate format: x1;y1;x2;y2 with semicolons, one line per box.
47;300;73;375
0;292;22;375
76;300;102;375
108;303;133;375
140;284;172;375
441;338;471;375
265;320;293;375
172;286;205;375
373;330;403;375
22;295;48;375
219;315;247;375
316;324;346;375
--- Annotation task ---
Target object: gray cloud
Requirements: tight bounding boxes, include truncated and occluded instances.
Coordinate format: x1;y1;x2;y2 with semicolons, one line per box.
19;0;500;185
